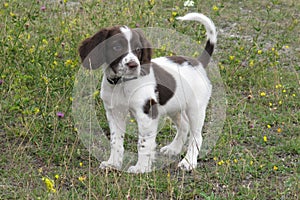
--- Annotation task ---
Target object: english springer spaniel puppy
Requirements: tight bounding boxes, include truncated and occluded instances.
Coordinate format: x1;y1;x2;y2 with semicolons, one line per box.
79;13;217;173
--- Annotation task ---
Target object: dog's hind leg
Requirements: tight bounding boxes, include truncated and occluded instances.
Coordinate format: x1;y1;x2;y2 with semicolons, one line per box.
178;106;206;171
160;111;189;156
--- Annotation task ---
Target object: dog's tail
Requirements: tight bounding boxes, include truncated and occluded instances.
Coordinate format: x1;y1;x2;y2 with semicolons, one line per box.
176;13;217;68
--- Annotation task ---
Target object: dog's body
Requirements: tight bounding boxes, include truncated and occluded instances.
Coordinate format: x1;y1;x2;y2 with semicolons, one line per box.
79;13;217;173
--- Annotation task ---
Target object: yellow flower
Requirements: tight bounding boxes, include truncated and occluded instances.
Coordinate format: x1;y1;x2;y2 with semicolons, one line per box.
233;159;238;163
213;5;219;12
285;45;289;49
172;11;177;17
267;124;271;129
249;60;254;67
78;176;86;182
260;92;266;97
34;108;40;114
275;84;282;89
229;55;235;61
269;102;273;107
292;93;296;97
42;177;56;193
278;100;282;105
277;128;282;133
10;12;15;17
282;89;286;93
42;39;48;45
4;2;9;8
65;59;73;66
263;136;267;142
218;160;224;165
273;165;278;171
79;162;83;167
63;0;68;3
250;160;253;166
257;50;262;54
55;174;59;179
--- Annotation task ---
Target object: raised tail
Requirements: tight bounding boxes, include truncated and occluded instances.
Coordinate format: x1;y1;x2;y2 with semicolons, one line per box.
176;13;217;68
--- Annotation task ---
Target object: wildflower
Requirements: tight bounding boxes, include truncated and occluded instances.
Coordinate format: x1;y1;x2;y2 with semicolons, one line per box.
213;5;219;12
275;84;282;89
0;80;3;85
260;92;266;97
269;102;273;107
34;108;40;114
65;59;73;66
250;160;253;166
229;55;235;61
267;124;271;129
184;0;194;7
257;50;262;54
277;128;282;133
10;12;16;17
78;176;86;182
4;2;9;8
55;174;59;179
233;159;238;163
292;93;296;97
148;0;155;6
273;165;278;171
64;0;68;3
42;39;48;45
172;11;177;17
285;45;289;49
218;160;224;165
278;100;282;105
57;112;64;118
249;60;254;67
41;5;46;11
263;135;267;142
79;162;83;167
42;177;56;193
282;89;286;93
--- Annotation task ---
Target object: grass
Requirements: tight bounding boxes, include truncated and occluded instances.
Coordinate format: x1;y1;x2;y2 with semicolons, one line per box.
0;0;299;199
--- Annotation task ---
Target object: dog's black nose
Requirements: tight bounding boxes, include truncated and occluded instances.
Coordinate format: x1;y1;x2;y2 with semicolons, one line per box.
126;61;138;69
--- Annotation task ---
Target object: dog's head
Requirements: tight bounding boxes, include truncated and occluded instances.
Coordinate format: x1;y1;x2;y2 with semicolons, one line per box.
79;26;152;80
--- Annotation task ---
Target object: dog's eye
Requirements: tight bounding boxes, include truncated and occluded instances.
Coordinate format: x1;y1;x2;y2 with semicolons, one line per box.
113;44;123;51
135;47;141;53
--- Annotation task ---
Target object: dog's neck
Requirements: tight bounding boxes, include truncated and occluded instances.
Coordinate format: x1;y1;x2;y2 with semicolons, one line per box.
107;76;137;85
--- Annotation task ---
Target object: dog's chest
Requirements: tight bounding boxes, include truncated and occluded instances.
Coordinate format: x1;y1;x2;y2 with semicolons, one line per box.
100;77;157;110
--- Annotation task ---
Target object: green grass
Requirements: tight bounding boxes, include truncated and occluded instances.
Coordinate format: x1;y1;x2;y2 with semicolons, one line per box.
1;0;299;199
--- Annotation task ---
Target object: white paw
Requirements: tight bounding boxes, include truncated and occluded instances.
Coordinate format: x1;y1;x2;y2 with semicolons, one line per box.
127;164;151;173
160;144;181;156
99;161;121;170
178;158;197;171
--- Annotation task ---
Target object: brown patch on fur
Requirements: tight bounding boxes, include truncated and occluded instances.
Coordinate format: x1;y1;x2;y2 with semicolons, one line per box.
167;56;200;67
78;26;122;69
152;63;176;105
143;98;158;119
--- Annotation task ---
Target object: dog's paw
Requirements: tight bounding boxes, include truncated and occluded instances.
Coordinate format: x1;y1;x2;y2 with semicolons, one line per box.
127;165;152;173
99;161;121;170
160;144;181;156
178;159;197;171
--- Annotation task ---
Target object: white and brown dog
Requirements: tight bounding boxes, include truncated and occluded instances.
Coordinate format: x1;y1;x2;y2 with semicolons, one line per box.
79;13;217;173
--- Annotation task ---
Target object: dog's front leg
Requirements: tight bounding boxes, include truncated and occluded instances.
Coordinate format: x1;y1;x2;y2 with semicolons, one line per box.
100;107;127;170
128;111;159;173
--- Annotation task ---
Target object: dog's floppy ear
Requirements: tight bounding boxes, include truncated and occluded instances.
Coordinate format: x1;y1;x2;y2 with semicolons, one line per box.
135;29;152;65
79;28;109;69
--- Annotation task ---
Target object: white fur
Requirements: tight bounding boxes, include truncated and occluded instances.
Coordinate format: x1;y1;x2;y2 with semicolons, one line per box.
99;13;216;173
176;13;217;44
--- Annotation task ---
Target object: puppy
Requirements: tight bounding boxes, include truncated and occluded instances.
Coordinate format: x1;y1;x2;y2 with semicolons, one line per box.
79;13;217;173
